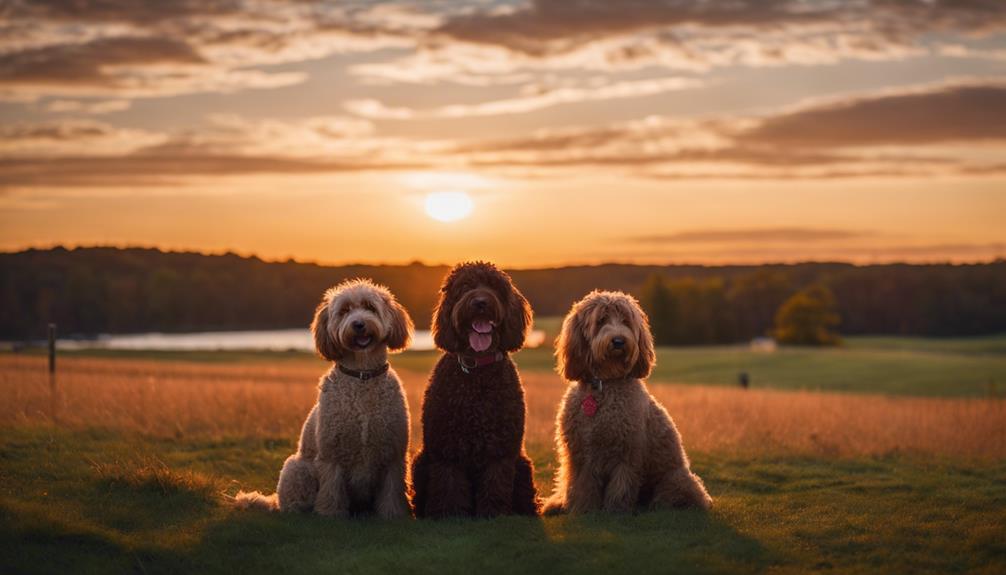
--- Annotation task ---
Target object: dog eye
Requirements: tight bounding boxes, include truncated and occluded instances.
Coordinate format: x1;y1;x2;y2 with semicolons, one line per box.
339;306;351;315
598;314;608;324
363;302;376;312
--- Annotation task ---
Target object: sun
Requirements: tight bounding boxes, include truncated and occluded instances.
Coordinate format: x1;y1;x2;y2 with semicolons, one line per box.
424;191;473;222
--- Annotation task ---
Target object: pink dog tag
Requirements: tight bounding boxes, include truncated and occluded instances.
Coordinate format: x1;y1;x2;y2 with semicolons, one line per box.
582;393;598;417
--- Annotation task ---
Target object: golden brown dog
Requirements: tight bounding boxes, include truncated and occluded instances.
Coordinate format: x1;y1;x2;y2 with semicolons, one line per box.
544;290;711;514
235;279;414;518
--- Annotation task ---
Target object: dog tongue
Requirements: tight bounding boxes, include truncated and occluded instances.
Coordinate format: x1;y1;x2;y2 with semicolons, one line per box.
472;319;494;334
469;331;492;352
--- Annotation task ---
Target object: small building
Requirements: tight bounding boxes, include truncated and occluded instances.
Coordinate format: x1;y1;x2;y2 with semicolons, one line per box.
749;336;778;353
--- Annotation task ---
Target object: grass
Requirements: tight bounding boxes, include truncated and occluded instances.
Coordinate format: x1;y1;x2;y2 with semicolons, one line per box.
21;332;1006;397
2;343;1005;573
2;426;1004;574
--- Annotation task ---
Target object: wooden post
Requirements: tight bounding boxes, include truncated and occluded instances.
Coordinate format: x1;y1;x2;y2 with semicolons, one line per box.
48;323;56;374
48;323;58;423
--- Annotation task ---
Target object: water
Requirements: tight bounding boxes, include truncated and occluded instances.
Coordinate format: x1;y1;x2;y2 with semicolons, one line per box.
55;328;545;352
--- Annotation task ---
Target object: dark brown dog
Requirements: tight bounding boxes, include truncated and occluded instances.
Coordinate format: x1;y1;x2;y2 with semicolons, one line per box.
411;261;540;518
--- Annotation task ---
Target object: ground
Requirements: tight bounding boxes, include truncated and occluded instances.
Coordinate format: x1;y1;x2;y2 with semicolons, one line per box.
2;335;1005;574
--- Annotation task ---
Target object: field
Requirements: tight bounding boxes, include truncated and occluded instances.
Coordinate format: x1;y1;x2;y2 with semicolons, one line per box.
2;336;1005;574
39;331;1006;397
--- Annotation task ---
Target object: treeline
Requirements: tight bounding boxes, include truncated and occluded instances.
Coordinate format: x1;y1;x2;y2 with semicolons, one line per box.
1;247;1004;342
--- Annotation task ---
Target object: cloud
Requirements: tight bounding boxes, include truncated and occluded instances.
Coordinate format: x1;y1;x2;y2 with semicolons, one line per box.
592;241;1006;264
5;78;1006;189
332;0;995;85
629;228;873;244
343;99;416;120
45;99;132;114
0;114;439;189
14;0;245;25
449;79;1006;178
738;79;1006;148
346;76;703;119
434;0;1006;56
0;36;206;86
0;1;416;100
433;0;837;56
0;35;307;100
0;119;166;157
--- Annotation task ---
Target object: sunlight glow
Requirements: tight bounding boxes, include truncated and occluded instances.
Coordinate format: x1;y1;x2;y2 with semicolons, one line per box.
424;191;474;222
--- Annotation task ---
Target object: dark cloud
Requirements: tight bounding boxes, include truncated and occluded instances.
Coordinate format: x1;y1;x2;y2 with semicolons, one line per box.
11;0;244;24
739;81;1006;148
0;36;206;88
0;120;117;140
0;152;425;189
434;0;1006;56
435;0;836;55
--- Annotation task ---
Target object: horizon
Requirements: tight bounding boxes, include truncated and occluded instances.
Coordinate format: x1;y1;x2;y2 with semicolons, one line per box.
5;243;1004;271
2;1;1005;266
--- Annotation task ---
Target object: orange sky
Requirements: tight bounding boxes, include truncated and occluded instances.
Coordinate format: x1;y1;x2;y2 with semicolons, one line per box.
1;1;1005;267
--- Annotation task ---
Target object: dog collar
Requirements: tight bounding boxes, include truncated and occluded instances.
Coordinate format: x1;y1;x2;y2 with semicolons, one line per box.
337;363;390;381
457;352;505;374
580;376;627;392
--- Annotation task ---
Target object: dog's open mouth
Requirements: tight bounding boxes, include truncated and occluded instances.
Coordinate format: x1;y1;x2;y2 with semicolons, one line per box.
353;335;374;349
469;319;495;352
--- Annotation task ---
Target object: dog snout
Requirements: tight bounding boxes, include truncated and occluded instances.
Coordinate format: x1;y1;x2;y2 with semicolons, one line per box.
611;336;626;350
352;320;366;333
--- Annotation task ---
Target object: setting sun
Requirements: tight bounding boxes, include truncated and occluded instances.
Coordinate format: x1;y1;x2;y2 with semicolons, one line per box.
424;191;474;222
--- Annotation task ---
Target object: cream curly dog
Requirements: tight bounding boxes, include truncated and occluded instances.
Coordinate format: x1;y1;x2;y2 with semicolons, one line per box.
544;290;711;514
235;279;414;518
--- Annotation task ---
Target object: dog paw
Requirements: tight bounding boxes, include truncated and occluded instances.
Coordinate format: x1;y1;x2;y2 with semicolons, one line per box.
542;499;566;516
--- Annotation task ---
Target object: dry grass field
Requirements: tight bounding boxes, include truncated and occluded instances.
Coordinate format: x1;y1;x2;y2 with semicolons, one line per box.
3;355;1004;460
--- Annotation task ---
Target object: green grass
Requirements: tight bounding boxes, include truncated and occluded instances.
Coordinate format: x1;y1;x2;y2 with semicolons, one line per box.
1;426;1003;574
15;333;1006;397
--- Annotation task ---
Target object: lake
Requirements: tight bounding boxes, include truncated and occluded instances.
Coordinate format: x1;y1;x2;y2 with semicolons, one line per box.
55;328;546;352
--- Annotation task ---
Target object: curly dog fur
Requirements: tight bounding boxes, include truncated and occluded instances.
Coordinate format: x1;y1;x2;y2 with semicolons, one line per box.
411;262;540;518
234;279;414;518
543;290;712;514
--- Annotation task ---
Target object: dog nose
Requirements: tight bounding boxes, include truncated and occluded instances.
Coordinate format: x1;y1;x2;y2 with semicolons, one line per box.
352;320;366;333
472;297;488;311
612;337;625;349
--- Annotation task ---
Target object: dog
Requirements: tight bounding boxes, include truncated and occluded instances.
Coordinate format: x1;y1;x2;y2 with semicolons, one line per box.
543;290;711;514
411;261;540;518
234;279;414;518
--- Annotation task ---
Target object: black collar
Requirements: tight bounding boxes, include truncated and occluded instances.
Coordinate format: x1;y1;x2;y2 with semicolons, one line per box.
337;363;390;381
457;351;506;374
579;376;627;392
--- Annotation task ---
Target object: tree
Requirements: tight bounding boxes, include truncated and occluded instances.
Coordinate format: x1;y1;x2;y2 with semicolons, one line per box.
773;285;841;346
641;275;675;345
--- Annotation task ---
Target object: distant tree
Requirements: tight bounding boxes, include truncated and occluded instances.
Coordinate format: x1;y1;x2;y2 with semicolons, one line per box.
641;275;675;344
727;269;793;338
773;284;841;346
641;274;734;345
2;247;1005;340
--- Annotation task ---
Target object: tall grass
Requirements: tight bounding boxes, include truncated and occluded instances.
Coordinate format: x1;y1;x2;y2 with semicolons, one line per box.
2;355;1003;459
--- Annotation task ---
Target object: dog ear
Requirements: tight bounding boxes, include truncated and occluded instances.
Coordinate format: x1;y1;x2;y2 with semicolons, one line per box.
384;296;414;353
498;281;532;353
556;301;590;382
432;286;461;353
629;299;656;379
311;297;342;361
